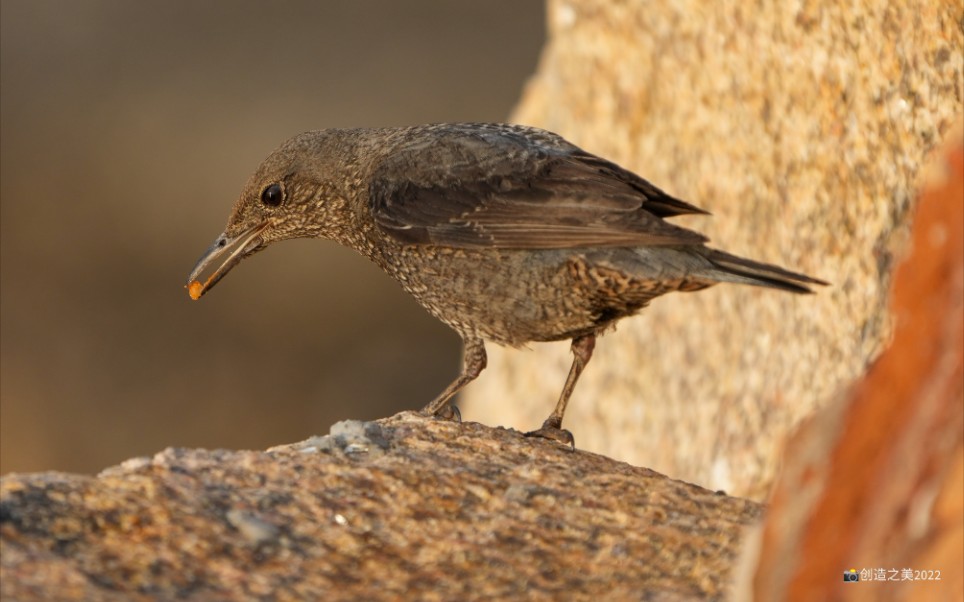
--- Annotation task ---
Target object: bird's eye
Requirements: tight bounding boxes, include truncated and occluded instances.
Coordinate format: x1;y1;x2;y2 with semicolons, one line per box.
261;183;283;207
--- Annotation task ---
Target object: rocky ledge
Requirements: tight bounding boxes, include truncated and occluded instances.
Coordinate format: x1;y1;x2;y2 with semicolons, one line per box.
1;414;759;601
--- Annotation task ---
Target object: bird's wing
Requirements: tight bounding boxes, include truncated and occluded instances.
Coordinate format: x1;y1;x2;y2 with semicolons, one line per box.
368;124;710;249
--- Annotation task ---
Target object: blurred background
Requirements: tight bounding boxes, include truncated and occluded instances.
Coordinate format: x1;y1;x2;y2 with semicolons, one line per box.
1;0;545;474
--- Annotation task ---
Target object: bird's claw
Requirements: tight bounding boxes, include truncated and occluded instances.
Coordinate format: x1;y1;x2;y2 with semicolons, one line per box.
525;422;575;451
427;404;461;424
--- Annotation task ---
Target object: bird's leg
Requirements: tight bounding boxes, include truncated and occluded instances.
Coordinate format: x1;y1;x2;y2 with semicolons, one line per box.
420;337;487;421
526;333;596;450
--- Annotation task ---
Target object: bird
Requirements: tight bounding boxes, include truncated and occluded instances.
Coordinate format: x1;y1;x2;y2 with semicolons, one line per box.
187;123;825;448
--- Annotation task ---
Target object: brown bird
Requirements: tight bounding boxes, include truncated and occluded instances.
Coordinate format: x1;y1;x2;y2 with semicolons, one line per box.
187;123;825;447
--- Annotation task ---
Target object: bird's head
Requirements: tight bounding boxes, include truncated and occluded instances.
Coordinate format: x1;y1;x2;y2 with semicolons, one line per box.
185;130;360;300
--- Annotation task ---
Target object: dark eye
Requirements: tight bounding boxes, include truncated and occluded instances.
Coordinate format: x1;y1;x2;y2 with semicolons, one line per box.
261;183;283;207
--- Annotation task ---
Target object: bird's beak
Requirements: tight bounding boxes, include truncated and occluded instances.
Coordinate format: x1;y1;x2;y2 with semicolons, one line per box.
185;221;270;300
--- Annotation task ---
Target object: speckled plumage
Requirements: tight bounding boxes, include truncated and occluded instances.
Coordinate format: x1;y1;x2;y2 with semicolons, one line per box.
188;123;825;446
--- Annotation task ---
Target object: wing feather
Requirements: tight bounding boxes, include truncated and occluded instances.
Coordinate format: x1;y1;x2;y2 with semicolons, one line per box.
369;124;709;250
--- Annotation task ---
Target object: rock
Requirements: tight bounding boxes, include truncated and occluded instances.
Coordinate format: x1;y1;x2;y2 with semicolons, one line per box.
464;0;964;500
1;414;761;601
745;120;964;601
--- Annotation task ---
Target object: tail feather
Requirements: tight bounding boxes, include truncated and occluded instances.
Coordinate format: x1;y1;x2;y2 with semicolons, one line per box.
704;249;828;294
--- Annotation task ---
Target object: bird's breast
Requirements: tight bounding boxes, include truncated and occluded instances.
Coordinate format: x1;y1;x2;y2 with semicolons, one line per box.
366;243;658;345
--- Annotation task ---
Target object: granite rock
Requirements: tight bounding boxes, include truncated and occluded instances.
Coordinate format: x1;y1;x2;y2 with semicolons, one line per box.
464;0;964;500
745;120;964;601
1;414;761;601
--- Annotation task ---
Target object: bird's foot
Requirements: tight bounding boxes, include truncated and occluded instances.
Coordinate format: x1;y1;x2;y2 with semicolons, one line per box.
423;403;461;423
525;418;575;451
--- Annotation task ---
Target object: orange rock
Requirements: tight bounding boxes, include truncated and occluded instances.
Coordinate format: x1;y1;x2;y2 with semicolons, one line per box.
752;119;964;602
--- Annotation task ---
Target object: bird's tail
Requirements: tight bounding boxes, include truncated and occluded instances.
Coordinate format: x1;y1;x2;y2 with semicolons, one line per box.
703;248;828;294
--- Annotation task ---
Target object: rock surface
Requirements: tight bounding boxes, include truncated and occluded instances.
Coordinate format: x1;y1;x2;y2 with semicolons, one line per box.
464;0;964;500
746;121;964;601
1;414;761;601
3;4;961;601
